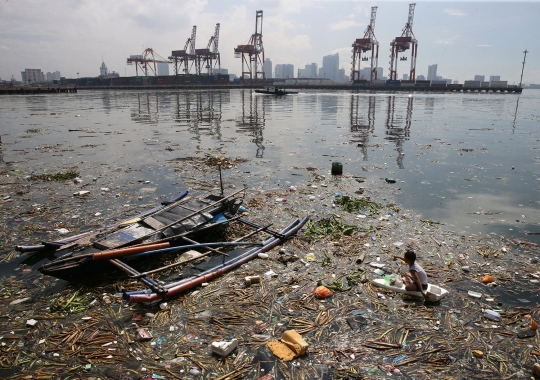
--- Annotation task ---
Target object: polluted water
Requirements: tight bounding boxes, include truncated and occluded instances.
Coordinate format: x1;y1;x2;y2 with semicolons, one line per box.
0;89;539;379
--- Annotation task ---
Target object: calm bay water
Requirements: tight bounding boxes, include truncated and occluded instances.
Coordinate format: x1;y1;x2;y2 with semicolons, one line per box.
1;89;539;245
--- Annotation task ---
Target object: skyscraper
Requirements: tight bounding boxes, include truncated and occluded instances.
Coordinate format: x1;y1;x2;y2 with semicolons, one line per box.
402;74;409;80
489;75;501;81
427;64;438;80
474;75;485;82
320;53;339;81
21;69;44;83
298;63;318;78
157;62;169;76
275;64;294;79
263;58;272;79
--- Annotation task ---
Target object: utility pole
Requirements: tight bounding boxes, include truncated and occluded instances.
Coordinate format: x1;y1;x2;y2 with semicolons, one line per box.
519;49;528;87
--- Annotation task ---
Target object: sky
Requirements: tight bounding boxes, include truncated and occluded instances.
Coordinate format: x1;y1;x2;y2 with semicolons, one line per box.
1;0;539;84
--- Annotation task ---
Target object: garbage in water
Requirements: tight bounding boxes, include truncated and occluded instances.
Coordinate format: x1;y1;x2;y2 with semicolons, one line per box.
1;122;540;379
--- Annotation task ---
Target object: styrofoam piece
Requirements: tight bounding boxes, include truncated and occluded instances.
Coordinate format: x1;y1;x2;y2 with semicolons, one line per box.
211;338;238;356
371;279;449;302
483;309;501;322
468;290;482;298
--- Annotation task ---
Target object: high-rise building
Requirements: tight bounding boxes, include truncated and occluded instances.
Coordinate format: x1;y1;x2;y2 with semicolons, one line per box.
298;63;318;78
45;71;62;81
320;53;339;81
402;74;409;80
489;75;501;81
157;62;169;76
453;80;459;84
359;67;383;81
417;74;426;80
21;69;44;83
263;58;272;79
275;64;294;79
100;61;108;76
427;64;438;80
474;75;485;82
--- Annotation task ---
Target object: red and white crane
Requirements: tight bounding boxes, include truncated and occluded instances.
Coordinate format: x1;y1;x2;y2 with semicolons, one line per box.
126;48;170;76
234;10;265;82
351;6;379;82
169;26;197;75
388;3;418;81
196;23;221;75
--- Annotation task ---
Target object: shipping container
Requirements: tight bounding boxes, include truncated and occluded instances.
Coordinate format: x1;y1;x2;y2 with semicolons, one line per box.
431;80;447;85
431;83;447;87
447;84;463;88
415;80;431;84
490;81;508;87
386;80;401;86
371;79;386;86
481;82;490;88
401;83;415;87
464;80;481;87
353;80;368;85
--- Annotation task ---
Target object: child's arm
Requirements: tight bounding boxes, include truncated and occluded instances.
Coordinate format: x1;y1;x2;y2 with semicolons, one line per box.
393;255;405;261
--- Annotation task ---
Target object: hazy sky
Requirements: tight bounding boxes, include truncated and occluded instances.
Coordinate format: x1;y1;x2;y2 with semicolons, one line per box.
1;0;538;83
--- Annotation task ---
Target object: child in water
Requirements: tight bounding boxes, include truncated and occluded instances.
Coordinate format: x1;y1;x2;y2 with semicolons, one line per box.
393;250;429;299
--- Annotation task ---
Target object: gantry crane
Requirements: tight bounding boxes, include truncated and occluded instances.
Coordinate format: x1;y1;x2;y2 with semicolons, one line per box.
196;23;221;75
169;26;197;76
234;10;265;82
388;3;418;81
126;48;170;76
351;6;379;82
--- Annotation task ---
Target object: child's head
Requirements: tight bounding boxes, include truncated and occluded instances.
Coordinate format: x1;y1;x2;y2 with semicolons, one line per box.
404;250;416;264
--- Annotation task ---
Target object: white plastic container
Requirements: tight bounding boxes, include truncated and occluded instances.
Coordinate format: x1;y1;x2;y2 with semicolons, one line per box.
483;309;501;322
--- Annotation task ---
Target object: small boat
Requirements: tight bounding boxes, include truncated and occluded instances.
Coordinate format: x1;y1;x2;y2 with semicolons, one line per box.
123;216;309;303
36;188;246;281
29;184;309;303
254;86;298;96
371;278;449;302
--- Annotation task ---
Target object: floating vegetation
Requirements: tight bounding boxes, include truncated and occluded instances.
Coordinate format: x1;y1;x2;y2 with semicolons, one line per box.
335;195;383;215
305;216;357;240
30;170;79;181
422;219;443;227
50;289;92;314
26;128;41;133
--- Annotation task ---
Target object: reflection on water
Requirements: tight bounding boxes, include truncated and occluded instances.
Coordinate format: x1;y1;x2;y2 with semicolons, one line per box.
385;96;412;169
236;90;265;158
1;89;539;244
350;95;375;161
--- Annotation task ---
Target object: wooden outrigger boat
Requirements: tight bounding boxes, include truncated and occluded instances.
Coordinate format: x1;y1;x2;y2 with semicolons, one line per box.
36;188;246;282
19;184;309;303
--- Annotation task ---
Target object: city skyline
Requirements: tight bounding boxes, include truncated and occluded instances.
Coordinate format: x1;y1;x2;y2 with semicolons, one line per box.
1;1;538;83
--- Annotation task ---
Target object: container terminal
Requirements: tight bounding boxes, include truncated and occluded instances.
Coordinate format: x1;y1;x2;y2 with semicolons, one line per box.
0;5;525;95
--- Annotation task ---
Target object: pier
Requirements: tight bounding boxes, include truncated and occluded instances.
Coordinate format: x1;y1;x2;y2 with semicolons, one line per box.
0;86;77;95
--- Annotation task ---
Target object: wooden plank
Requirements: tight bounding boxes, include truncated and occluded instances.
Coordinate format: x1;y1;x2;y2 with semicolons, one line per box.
142;216;166;230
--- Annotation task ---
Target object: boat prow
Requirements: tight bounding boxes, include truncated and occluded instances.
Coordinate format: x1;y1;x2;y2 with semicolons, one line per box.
371;278;449;302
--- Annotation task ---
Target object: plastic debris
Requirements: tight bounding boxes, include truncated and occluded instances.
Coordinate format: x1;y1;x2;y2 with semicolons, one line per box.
314;285;333;299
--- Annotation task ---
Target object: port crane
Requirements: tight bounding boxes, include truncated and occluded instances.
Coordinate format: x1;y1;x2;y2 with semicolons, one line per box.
234;10;265;82
126;48;170;76
196;23;221;75
388;3;418;81
351;6;379;82
169;26;197;75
